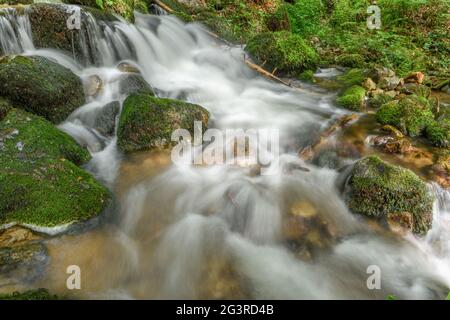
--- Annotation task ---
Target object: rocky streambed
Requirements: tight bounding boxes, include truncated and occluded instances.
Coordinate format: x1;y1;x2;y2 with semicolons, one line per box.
0;3;449;299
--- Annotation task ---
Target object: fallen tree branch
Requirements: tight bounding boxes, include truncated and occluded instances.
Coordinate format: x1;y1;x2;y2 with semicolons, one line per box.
154;0;174;13
245;59;292;87
202;29;234;47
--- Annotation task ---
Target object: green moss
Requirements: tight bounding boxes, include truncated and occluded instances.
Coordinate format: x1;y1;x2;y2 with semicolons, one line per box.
62;0;135;21
336;53;365;68
318;9;438;77
246;31;319;76
265;3;290;32
337;68;366;86
346;156;433;234
0;109;109;227
299;70;315;82
102;0;135;22
329;0;369;27
0;55;85;124
164;0;448;78
336;85;366;111
376;100;400;125
285;0;325;36
376;96;434;137
0;97;12;121
379;0;448;30
135;0;149;14
426;119;450;147
402;83;431;98
0;108;90;164
186;0;276;43
0;289;58;300
368;93;394;109
118;94;209;153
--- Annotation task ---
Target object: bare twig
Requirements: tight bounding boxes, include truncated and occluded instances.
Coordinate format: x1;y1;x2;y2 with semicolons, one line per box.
154;0;174;13
244;59;291;87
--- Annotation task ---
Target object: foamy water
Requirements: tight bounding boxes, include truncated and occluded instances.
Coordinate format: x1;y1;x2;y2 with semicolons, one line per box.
0;6;449;299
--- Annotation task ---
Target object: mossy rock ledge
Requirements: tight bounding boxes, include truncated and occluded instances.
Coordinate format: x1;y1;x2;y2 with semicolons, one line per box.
0;55;85;124
336;85;366;111
118;94;209;154
27;3;118;63
376;95;434;138
246;31;319;77
0;108;110;228
345;156;434;235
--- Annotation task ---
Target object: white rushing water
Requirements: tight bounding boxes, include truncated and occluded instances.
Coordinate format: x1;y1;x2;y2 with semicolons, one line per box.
1;6;449;299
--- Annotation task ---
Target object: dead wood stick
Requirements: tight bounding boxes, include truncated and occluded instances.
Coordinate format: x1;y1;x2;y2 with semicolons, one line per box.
245;59;291;87
154;0;174;13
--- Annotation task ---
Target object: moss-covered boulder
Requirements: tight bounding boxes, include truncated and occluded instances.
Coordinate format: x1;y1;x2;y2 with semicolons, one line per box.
336;85;366;111
61;0;135;22
426;119;450;147
345;156;433;234
28;3;118;63
118;94;209;153
0;109;109;227
368;92;394;109
0;55;85;124
246;31;319;76
376;95;434;138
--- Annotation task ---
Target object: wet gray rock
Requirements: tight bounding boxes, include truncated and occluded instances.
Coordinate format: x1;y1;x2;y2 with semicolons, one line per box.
378;75;402;91
441;84;450;95
28;3;119;65
117;61;141;74
94;101;120;136
119;74;155;96
85;75;103;97
400;83;430;96
0;243;49;284
368;66;395;83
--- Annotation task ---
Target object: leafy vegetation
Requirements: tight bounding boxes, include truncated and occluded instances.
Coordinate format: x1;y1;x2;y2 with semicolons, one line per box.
160;0;449;79
284;0;325;36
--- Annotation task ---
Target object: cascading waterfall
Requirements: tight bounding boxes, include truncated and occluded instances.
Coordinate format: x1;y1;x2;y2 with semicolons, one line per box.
0;8;34;55
1;6;449;299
